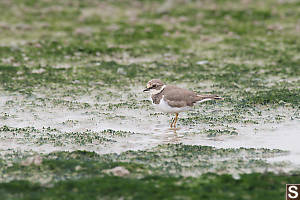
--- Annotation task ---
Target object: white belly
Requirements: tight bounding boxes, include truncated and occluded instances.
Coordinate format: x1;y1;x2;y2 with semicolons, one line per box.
153;97;191;113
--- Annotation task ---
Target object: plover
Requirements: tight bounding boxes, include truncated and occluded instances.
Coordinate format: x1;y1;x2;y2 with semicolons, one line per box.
143;79;223;128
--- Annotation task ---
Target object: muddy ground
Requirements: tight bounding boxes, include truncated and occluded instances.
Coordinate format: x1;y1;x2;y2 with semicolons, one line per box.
0;0;300;199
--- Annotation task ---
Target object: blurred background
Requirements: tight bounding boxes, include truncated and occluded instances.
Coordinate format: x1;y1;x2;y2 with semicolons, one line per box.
0;0;300;199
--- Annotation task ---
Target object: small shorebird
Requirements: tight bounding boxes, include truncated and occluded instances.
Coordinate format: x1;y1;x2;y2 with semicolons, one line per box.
143;79;223;128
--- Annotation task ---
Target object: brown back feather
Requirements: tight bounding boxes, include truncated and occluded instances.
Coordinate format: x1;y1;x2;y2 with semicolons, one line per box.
152;85;223;107
195;94;223;101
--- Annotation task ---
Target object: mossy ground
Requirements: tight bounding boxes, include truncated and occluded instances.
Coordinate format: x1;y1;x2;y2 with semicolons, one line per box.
0;0;300;199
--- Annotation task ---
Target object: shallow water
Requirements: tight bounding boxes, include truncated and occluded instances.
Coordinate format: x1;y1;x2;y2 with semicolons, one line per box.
180;120;300;166
0;91;299;172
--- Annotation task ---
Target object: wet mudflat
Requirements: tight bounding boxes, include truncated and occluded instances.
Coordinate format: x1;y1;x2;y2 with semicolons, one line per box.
0;0;300;199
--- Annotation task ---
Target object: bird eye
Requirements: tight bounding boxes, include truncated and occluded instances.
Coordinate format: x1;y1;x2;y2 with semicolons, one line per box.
149;85;156;89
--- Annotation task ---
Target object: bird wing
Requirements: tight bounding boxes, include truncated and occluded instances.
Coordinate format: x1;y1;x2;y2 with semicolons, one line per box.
163;85;198;107
195;94;223;101
164;98;187;108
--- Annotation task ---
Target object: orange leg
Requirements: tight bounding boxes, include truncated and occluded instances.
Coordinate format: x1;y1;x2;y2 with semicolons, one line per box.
170;116;175;128
173;113;179;128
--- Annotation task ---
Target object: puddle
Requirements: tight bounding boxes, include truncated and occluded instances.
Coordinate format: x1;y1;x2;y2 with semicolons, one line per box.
179;120;300;166
0;90;299;172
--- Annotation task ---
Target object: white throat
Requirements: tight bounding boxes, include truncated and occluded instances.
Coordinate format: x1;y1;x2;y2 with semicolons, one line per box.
150;85;166;95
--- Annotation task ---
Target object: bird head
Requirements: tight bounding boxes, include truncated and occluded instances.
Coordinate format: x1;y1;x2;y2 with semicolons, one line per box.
143;79;165;94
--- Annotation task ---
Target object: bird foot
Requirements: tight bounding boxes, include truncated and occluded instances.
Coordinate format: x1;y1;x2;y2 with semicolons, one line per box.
168;127;180;131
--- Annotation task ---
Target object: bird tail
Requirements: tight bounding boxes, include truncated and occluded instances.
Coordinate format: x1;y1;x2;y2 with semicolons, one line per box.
196;94;223;103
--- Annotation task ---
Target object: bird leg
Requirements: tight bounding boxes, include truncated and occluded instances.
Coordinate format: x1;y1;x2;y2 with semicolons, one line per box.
173;113;179;128
170;116;176;128
174;113;179;127
170;113;179;128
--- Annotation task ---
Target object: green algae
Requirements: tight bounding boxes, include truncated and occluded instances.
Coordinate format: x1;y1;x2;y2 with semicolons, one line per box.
0;144;288;185
0;126;139;146
0;0;300;199
0;172;299;200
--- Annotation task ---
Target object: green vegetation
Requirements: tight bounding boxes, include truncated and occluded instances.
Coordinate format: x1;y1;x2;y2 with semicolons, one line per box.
1;173;300;200
0;145;294;199
0;0;299;199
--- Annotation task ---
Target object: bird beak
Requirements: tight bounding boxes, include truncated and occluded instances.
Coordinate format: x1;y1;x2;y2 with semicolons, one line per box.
143;88;150;92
